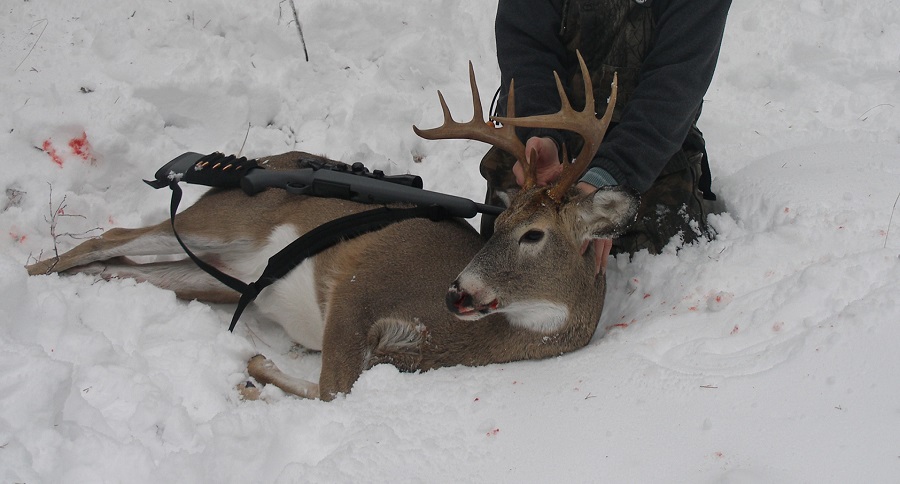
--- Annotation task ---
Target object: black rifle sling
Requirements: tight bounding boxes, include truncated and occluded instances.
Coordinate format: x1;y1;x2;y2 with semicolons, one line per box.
164;181;450;332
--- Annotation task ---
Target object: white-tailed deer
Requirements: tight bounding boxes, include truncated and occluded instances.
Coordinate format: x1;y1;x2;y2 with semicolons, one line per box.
26;54;638;401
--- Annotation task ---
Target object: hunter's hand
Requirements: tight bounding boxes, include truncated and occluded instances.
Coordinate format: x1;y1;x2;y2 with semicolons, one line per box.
513;137;562;187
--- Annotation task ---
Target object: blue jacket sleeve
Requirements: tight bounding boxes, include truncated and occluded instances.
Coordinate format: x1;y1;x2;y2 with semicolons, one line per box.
594;0;731;192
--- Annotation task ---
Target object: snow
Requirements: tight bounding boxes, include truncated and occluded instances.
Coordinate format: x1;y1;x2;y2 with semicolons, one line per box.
2;0;899;482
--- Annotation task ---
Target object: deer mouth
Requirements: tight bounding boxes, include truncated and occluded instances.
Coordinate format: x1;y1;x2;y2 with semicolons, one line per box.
455;298;501;319
446;283;500;319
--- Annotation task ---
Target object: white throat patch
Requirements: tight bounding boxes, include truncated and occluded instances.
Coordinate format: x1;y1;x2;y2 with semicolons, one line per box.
500;300;569;334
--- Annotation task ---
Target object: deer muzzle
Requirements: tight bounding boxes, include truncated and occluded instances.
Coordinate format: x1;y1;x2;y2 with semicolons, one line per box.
445;280;499;319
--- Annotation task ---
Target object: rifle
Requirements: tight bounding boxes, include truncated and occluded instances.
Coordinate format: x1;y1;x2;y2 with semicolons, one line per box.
146;152;503;219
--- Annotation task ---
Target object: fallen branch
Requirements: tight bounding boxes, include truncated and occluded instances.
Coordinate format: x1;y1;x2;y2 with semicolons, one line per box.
286;0;309;62
886;190;900;249
16;18;49;72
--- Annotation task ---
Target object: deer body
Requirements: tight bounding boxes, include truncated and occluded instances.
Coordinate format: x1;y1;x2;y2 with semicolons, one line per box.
27;54;638;400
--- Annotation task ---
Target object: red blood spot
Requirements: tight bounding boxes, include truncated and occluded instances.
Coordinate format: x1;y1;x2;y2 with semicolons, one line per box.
837;226;844;230
474;397;480;402
610;323;629;329
108;216;116;225
10;231;26;243
772;321;784;332
42;139;64;167
784;207;790;213
714;451;724;459
486;428;500;437
689;306;698;312
68;132;92;161
730;325;739;335
643;293;651;299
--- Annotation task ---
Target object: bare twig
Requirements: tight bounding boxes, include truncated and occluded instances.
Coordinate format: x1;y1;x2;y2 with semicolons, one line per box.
16;18;49;72
287;0;310;62
857;103;894;122
885;190;900;249
238;122;251;157
38;184;102;273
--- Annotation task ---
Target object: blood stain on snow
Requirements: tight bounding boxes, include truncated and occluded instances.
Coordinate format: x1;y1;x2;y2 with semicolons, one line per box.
10;231;26;243
68;132;95;163
42;139;64;167
730;325;740;335
486;428;500;437
773;321;784;332
41;132;96;167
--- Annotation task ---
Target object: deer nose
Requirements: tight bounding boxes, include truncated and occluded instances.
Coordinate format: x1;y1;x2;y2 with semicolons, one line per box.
446;281;474;314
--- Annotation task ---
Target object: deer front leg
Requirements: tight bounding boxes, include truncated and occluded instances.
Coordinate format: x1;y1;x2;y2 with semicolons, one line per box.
316;308;375;401
244;355;319;399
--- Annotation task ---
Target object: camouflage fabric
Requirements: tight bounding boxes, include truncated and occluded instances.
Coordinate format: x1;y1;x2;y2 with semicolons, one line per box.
562;0;654;122
479;146;519;237
610;152;712;255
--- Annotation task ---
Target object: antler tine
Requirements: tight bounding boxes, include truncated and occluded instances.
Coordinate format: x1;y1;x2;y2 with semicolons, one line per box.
508;79;538;190
494;51;617;203
413;62;527;170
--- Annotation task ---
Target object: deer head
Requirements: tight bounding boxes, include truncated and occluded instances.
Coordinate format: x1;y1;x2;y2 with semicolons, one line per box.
414;53;639;333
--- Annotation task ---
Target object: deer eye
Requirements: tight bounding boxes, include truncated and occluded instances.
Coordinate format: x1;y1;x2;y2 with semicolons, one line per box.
519;230;545;244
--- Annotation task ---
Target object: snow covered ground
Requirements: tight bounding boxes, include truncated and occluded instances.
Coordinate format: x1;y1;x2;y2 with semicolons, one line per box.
1;0;899;482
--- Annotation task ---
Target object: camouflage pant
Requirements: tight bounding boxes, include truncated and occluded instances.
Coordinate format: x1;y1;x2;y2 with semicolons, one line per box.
479;147;714;255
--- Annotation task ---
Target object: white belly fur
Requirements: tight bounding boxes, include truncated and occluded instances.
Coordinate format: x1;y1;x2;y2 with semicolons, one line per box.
241;224;326;350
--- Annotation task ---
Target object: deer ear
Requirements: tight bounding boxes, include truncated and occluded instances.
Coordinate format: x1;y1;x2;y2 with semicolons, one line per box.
577;186;640;239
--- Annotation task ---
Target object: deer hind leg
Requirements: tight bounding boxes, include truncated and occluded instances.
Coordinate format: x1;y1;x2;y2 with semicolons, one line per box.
26;220;257;302
26;221;196;275
75;257;241;303
27;221;249;274
29;225;157;275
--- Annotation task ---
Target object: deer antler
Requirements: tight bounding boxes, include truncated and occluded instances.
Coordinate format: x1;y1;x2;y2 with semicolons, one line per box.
494;51;617;203
414;52;615;200
413;63;538;189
